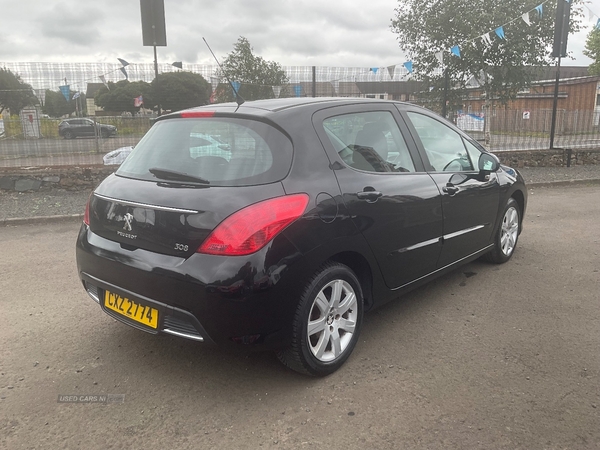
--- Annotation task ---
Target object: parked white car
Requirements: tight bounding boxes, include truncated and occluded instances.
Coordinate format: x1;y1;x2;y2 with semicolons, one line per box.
103;146;133;165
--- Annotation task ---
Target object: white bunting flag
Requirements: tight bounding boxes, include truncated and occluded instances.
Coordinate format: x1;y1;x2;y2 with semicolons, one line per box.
272;86;282;98
99;75;109;90
522;12;531;26
481;33;493;47
435;51;444;67
387;65;396;80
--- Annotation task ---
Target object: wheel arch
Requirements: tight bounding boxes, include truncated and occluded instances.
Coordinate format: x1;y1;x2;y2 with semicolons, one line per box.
510;189;526;230
328;251;374;310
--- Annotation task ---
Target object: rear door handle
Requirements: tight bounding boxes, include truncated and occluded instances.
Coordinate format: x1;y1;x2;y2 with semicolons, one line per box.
442;184;459;195
357;190;382;202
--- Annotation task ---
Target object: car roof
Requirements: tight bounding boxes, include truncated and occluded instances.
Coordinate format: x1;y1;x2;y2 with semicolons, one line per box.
160;97;414;120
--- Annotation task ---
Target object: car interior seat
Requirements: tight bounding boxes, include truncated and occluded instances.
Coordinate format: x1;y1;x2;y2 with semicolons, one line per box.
353;122;389;171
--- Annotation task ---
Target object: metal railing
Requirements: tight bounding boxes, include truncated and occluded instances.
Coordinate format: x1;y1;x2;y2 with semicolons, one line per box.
451;109;600;152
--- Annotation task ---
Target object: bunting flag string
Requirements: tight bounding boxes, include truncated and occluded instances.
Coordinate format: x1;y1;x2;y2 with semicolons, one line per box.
446;1;549;63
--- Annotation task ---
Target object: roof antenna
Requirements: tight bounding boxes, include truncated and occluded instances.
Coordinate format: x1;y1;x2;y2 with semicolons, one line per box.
203;37;245;107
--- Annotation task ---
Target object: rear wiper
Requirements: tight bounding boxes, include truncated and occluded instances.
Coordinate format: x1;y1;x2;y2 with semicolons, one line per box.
149;168;210;185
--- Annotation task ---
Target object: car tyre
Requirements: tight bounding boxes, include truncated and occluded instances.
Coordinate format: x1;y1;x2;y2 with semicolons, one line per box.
64;130;73;139
483;197;521;264
276;262;363;376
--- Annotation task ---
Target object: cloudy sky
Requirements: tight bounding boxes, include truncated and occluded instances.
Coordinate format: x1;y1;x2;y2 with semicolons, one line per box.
1;0;600;68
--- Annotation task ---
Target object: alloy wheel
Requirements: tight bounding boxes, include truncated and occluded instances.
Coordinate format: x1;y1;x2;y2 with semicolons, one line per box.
500;206;519;256
307;279;358;362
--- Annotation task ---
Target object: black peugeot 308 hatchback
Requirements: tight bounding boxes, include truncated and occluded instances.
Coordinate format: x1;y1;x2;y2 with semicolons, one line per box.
76;98;527;376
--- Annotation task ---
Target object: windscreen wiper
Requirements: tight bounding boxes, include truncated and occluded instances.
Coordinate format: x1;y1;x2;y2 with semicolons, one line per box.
149;168;210;185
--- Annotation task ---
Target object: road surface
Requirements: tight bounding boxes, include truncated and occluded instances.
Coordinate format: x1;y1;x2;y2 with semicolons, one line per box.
1;185;599;449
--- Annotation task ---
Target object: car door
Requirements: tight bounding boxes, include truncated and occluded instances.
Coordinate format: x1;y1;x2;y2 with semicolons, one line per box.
313;104;443;289
81;119;96;136
401;109;500;267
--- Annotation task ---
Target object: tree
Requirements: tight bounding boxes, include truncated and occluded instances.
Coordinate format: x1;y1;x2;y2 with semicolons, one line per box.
584;27;600;75
391;0;583;113
151;72;211;112
43;89;76;117
95;80;154;115
216;37;289;102
0;68;38;114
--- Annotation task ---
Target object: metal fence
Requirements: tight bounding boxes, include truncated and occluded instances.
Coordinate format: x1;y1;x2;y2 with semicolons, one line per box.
451;109;600;152
2;61;600;168
0;116;151;167
4;107;600;168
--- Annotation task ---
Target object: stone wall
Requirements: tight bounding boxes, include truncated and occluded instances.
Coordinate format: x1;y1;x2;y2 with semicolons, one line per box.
0;166;116;192
1;148;599;192
495;148;600;168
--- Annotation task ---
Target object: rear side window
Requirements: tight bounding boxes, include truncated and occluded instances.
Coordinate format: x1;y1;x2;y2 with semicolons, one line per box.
117;117;292;186
322;111;416;173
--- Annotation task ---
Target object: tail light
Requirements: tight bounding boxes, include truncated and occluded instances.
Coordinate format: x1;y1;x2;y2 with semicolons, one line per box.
83;193;92;226
198;194;309;256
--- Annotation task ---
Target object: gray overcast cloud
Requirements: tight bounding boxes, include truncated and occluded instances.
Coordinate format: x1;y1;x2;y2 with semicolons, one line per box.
1;0;600;67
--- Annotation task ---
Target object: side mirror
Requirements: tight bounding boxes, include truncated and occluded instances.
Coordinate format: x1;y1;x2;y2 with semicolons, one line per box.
478;152;500;173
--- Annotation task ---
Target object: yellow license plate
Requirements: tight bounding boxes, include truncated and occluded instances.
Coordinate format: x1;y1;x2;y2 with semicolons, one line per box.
104;290;158;329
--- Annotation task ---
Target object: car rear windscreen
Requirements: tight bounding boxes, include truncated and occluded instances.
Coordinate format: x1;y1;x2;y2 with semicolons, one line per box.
116;117;293;186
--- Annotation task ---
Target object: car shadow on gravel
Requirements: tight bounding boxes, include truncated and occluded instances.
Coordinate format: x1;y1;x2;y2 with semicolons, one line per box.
80;258;500;392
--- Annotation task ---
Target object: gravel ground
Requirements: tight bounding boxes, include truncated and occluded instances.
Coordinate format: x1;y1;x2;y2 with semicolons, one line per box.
1;165;599;220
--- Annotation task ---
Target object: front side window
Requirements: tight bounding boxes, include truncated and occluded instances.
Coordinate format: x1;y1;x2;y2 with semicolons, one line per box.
117;117;292;187
406;112;474;172
463;139;483;169
322;111;416;173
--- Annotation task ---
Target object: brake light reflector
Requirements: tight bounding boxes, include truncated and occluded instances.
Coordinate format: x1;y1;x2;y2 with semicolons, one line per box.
198;194;309;256
180;111;215;118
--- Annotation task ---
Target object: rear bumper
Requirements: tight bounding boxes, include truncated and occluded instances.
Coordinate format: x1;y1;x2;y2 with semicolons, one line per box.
75;224;306;349
80;271;212;343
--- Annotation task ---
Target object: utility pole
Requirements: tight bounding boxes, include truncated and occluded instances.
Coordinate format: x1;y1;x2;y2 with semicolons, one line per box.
549;57;561;149
441;68;449;119
549;0;571;149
